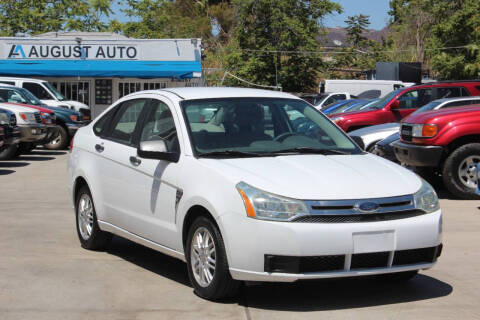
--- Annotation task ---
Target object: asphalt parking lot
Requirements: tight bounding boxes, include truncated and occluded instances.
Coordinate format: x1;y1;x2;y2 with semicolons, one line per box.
1;150;480;320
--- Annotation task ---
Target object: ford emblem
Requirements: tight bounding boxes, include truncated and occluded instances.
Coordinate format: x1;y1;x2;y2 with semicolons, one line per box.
356;202;380;213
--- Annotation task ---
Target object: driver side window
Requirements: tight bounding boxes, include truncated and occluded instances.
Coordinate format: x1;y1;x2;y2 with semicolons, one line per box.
140;99;179;153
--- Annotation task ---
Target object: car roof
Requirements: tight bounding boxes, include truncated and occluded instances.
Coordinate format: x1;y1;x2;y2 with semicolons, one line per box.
0;76;45;82
130;87;300;101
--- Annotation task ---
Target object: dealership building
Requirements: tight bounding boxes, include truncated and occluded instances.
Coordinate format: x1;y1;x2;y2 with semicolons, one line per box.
0;32;202;117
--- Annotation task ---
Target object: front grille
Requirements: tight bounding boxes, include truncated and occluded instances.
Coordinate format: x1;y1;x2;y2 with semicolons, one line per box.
351;252;389;269
34;112;41;123
393;247;438;266
9;114;16;126
401;124;413;141
80;108;91;118
292;210;425;223
264;245;441;274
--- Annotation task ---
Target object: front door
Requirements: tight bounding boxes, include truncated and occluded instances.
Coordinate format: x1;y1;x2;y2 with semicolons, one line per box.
393;88;433;121
129;98;183;250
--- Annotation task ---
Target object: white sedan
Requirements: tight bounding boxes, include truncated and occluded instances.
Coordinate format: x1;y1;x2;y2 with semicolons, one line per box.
68;87;442;300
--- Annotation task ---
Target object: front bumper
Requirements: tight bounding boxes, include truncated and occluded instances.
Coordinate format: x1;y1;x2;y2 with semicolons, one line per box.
17;124;47;142
67;123;86;137
220;210;442;282
5;126;21;146
393;141;443;167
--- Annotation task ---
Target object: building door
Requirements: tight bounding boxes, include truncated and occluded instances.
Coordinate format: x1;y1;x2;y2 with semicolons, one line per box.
51;80;92;106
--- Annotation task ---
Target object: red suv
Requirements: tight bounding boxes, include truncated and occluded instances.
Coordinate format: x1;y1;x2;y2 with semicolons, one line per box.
329;81;480;132
394;105;480;199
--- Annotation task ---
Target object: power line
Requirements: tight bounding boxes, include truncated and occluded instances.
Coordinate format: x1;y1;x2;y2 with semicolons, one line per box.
239;45;474;55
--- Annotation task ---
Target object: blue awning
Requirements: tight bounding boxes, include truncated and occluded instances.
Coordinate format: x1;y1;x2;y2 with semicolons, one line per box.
0;59;201;78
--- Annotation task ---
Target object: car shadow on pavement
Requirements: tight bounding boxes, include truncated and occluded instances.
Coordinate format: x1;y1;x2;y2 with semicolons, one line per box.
106;236;192;287
0;169;15;175
240;275;452;311
0;161;29;168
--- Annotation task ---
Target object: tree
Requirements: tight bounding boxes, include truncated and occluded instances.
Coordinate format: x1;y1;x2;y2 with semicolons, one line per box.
388;0;435;63
223;0;342;92
428;0;480;79
344;14;370;47
0;0;113;36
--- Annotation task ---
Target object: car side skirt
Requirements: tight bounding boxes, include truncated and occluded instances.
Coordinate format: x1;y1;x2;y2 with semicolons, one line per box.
98;220;186;262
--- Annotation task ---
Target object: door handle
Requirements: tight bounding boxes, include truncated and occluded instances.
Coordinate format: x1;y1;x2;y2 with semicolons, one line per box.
129;156;142;166
95;144;104;153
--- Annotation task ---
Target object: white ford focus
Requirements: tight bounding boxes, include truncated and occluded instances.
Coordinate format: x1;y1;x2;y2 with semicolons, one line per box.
67;88;442;300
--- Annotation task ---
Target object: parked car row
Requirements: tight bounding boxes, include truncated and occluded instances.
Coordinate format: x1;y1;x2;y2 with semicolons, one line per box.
339;81;480;199
0;81;90;160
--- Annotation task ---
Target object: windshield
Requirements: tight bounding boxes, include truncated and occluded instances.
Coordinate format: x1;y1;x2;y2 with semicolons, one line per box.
44;82;65;101
182;98;361;157
365;89;402;110
0;87;36;105
411;101;442;115
17;87;43;105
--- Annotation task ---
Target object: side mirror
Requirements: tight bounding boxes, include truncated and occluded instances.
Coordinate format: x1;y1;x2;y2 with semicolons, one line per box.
476;163;480;195
391;99;401;110
350;135;365;150
137;140;179;162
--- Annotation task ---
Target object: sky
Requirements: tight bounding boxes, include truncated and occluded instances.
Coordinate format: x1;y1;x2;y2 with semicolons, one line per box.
111;0;391;31
324;0;391;30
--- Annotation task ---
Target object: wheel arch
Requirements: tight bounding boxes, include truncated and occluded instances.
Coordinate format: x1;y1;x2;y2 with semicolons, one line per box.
445;135;480;155
182;205;220;251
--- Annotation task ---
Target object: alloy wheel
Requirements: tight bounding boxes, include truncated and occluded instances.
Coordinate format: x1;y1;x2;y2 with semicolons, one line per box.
77;194;94;240
190;227;216;287
458;155;480;189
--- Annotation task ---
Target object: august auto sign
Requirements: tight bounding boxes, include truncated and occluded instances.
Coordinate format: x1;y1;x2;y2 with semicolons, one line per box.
7;44;138;60
0;37;201;62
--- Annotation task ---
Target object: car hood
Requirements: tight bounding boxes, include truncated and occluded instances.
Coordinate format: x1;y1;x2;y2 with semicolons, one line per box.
329;109;377;118
47;105;81;115
199;153;420;200
403;105;480;124
349;122;400;136
66;100;90;109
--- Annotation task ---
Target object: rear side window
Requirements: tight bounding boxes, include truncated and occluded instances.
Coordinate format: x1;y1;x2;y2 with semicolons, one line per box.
23;82;52;100
0;81;15;85
461;87;470;96
437;87;461;99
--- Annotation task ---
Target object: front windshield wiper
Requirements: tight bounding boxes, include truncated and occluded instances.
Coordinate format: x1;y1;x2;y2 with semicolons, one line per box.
197;150;268;158
271;147;350;155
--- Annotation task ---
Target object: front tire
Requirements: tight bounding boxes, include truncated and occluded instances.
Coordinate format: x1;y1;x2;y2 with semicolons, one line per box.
0;144;19;160
44;125;69;150
75;186;111;250
442;143;480;199
185;216;239;300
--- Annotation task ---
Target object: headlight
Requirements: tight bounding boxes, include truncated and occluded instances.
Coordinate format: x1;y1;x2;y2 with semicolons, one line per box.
413;179;440;213
236;182;309;221
70;115;78;122
410;124;438;138
19;112;36;123
331;116;343;124
0;112;8;124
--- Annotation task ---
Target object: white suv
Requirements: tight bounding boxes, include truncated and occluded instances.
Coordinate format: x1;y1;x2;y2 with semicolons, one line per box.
68;88;442;300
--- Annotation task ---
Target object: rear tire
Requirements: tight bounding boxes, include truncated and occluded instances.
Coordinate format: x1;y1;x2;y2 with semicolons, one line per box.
75;186;111;250
442;143;480;199
44;125;69;150
0;144;19;160
185;216;239;300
